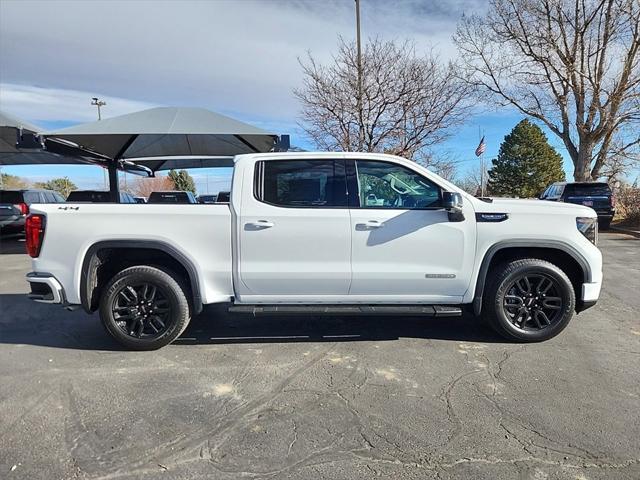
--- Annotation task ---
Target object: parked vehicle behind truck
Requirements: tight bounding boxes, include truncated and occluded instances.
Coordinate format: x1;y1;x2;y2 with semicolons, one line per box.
0;189;65;234
540;182;615;229
25;153;602;350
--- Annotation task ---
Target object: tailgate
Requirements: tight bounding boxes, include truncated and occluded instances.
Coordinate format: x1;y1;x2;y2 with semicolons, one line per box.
565;196;610;211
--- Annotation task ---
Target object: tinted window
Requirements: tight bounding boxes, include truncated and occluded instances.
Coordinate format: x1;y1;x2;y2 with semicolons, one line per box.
53;192;66;203
67;191;110;202
256;160;348;207
148;192;195;204
216;192;230;203
355;161;441;209
0;191;24;203
23;192;41;204
564;183;611;196
42;191;56;203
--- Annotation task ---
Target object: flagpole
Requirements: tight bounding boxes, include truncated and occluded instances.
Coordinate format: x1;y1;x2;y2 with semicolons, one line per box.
479;127;485;197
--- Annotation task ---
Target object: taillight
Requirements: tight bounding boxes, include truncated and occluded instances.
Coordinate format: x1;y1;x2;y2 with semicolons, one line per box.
13;202;29;215
25;214;45;258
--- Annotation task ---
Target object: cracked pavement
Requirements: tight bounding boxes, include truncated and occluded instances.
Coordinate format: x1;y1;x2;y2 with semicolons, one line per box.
0;232;638;479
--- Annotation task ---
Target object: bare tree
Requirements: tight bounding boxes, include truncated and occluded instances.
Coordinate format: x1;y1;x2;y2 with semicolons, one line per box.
294;37;472;159
457;164;487;195
416;152;460;182
130;176;175;198
454;0;640;181
599;134;640;183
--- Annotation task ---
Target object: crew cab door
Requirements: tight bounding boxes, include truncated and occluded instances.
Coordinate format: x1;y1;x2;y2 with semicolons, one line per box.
235;158;351;301
348;159;476;302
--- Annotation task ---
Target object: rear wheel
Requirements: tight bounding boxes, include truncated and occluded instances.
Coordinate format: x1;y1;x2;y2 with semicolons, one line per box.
99;265;191;350
483;259;575;342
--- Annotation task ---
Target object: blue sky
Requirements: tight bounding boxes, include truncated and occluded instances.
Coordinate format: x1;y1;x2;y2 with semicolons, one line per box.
0;0;592;193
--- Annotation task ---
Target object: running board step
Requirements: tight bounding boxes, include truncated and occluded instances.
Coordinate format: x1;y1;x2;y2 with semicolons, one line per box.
228;304;462;317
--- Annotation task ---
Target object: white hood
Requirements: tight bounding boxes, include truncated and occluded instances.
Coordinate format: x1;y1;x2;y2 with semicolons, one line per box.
472;197;596;217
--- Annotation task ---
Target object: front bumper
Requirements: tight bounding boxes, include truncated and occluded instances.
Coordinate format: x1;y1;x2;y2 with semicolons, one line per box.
576;280;602;312
26;272;65;304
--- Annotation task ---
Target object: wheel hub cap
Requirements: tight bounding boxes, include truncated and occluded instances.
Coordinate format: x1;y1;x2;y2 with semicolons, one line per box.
502;274;563;331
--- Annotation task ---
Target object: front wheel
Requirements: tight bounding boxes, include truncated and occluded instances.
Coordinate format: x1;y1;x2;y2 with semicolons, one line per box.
99;265;191;350
483;259;576;342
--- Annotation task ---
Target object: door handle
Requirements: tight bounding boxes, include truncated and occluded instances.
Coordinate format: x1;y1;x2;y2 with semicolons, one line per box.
247;220;274;229
357;220;383;229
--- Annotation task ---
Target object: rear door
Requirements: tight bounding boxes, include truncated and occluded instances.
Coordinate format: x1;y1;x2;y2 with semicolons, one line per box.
348;159;476;302
236;158;351;301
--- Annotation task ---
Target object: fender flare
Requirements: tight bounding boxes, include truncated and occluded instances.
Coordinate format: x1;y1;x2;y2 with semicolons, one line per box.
80;240;203;315
472;240;591;315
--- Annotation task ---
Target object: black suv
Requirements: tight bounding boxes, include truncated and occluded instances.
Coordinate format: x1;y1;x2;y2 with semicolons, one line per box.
0;189;66;234
67;190;137;203
147;191;198;204
540;182;615;229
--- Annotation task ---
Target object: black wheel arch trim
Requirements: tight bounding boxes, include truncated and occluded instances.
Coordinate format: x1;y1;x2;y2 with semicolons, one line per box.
472;240;591;315
80;240;203;315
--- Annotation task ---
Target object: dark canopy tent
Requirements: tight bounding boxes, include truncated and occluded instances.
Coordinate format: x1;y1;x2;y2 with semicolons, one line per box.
0;110;90;167
44;107;280;201
0;110;152;182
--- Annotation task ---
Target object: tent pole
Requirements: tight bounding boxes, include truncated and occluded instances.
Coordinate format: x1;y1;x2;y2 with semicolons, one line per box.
108;161;120;203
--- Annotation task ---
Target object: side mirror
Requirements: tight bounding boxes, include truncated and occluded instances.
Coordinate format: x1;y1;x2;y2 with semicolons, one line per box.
443;191;463;211
442;191;464;222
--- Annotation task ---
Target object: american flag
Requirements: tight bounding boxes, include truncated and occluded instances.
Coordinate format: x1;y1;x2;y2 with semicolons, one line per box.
475;136;486;157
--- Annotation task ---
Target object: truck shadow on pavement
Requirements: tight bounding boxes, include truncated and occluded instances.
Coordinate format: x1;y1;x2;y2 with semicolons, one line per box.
0;294;505;350
0;235;26;254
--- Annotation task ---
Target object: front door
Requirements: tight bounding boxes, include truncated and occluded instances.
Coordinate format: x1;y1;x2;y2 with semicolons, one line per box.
236;158;352;302
349;159;476;302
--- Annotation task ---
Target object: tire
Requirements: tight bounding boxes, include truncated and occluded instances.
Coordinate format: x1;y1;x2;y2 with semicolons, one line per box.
482;258;575;342
99;265;191;350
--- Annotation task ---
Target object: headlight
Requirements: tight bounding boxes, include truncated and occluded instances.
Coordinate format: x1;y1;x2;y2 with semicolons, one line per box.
576;217;598;245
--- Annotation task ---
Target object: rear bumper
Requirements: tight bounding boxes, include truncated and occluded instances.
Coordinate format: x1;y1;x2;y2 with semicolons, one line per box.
26;272;65;304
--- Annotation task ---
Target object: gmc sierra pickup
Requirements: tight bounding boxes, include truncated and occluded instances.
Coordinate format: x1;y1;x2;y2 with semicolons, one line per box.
25;152;602;350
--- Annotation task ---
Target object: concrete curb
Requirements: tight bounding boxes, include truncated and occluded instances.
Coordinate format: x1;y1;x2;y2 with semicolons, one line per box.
610;225;640;238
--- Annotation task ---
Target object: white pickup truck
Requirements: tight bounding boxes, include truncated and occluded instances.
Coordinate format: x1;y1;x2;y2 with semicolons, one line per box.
25;152;603;350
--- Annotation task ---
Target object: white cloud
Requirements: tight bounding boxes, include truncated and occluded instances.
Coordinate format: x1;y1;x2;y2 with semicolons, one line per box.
0;83;157;126
0;0;486;130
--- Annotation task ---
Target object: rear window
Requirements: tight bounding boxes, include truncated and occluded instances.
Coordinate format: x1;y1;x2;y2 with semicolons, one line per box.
67;191;110;202
255;160;348;207
564;183;611;196
23;192;41;203
0;191;24;203
148;192;192;204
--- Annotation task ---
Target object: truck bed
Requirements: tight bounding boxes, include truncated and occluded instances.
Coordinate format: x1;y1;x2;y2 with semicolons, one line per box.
30;203;233;305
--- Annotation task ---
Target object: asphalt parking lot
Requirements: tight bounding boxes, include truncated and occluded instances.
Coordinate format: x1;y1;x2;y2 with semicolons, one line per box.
0;232;638;480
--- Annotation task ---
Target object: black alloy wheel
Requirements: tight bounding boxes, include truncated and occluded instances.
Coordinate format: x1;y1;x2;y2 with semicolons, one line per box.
111;282;172;339
483;258;576;342
99;265;191;350
502;274;563;331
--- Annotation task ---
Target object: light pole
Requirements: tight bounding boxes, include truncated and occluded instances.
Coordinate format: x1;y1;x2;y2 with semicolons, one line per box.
355;0;364;151
91;97;109;188
91;97;106;121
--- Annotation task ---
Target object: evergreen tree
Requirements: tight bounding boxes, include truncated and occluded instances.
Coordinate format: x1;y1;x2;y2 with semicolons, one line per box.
168;170;196;194
33;177;77;198
488;120;565;198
